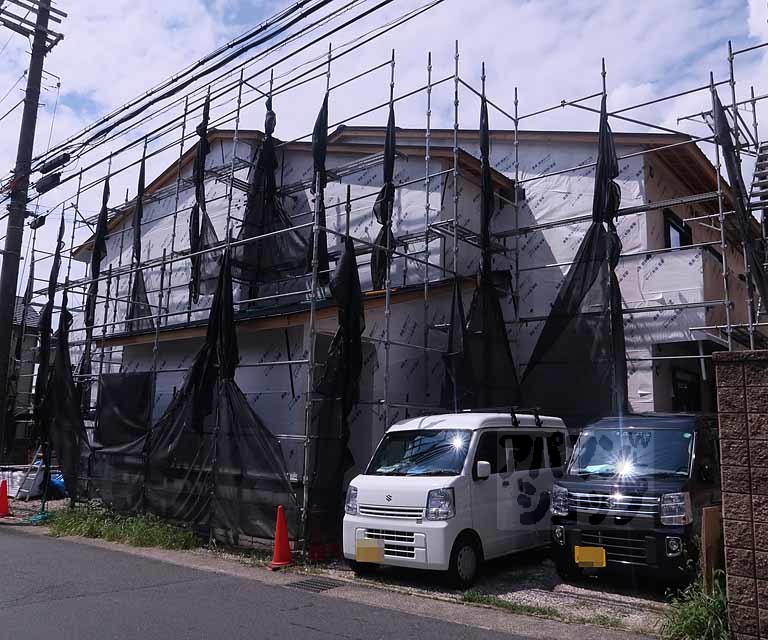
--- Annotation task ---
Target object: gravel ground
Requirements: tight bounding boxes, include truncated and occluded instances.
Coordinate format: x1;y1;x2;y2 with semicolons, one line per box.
285;548;668;636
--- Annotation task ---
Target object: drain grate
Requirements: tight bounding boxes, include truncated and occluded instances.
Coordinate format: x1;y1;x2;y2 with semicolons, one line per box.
288;577;346;593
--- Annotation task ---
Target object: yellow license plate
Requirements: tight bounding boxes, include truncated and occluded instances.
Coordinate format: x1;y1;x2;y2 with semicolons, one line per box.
574;545;606;568
355;538;384;563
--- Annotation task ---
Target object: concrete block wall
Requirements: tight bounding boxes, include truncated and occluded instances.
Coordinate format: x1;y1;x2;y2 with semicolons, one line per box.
715;351;768;640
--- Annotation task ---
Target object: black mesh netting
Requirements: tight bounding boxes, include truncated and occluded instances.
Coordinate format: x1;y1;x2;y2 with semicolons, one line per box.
521;95;628;429
370;105;396;291
306;233;364;543
443;272;521;409
126;270;154;333
95;372;153;447
189;93;221;303
443;95;521;410
713;92;768;307
42;288;89;501
233;98;308;304
88;251;298;539
126;151;156;333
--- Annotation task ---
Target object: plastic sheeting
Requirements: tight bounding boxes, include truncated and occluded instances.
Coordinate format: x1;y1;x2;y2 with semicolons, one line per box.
43;288;88;500
233;99;308;305
370;105;396;290
713;92;768;307
89;251;298;539
307;232;365;543
96;372;153;447
522;96;628;428
189;94;221;303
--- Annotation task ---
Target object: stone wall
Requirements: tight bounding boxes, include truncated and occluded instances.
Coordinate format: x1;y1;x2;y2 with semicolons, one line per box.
715;351;768;640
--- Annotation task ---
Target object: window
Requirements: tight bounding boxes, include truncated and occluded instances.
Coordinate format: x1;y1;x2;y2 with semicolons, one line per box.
502;434;545;472
546;432;568;469
474;431;503;476
663;209;692;249
672;369;702;412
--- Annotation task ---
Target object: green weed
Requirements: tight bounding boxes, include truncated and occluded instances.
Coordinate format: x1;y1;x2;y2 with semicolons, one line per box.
662;572;729;640
48;508;200;550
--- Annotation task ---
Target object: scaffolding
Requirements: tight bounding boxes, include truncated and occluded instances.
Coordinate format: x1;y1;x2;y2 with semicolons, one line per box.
6;2;768;542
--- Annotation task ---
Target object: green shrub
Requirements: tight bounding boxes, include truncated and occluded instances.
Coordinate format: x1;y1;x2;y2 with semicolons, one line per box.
49;508;200;550
663;572;729;640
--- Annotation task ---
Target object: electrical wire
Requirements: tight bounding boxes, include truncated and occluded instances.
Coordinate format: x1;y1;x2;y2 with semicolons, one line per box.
24;0;443;217
32;0;334;164
0;71;26;109
25;0;404;196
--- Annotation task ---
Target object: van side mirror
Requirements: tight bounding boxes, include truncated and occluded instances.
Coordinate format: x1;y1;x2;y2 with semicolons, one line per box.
476;461;491;480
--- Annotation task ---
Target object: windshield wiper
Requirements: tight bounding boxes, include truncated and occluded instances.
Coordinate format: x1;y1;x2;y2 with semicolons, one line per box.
407;469;458;476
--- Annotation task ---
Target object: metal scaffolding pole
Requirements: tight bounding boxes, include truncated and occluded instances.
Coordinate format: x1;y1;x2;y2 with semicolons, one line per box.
383;48;395;429
423;51;432;406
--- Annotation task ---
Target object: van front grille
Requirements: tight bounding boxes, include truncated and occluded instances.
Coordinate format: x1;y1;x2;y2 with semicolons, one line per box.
580;530;650;565
569;492;659;518
364;529;416;544
383;544;416;558
358;504;424;519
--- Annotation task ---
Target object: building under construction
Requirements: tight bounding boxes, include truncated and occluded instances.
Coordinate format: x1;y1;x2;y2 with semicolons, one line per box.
5;1;768;546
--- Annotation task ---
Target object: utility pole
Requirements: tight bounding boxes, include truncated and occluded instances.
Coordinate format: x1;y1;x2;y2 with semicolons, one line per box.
0;1;65;447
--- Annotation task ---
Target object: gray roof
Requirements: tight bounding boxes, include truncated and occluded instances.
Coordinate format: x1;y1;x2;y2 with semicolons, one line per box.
14;297;40;329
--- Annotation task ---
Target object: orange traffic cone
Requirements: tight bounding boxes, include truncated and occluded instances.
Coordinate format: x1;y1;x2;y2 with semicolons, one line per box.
269;505;292;570
0;480;10;518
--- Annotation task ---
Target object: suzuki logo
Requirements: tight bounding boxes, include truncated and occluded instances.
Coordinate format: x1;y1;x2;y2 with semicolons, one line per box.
385;494;392;502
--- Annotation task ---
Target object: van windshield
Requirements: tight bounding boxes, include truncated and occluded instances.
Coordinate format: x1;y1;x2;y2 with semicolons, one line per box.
568;428;693;478
366;429;470;476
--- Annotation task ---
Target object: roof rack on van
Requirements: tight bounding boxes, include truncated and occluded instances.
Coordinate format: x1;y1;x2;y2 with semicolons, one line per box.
459;406;544;428
510;406;543;428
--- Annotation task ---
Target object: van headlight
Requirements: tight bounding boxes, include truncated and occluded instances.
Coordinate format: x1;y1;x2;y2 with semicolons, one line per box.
344;485;358;515
551;485;569;516
425;488;455;520
660;492;692;525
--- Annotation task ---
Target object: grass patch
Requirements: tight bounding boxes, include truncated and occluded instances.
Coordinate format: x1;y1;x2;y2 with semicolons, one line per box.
662;573;729;640
462;590;560;619
574;613;626;630
48;508;200;550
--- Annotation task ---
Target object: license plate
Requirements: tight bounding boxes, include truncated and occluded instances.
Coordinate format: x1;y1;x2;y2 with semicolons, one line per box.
356;538;384;563
574;545;606;568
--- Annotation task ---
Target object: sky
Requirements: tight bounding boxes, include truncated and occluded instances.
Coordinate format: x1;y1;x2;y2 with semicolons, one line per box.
1;0;767;281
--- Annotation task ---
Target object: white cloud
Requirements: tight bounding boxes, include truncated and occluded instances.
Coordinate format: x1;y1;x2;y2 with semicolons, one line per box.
1;0;768;284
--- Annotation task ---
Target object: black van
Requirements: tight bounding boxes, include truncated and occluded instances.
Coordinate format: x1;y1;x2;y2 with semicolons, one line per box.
550;414;720;581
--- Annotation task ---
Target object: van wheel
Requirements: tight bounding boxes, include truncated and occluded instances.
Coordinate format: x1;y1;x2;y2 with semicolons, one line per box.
447;534;481;588
348;560;377;577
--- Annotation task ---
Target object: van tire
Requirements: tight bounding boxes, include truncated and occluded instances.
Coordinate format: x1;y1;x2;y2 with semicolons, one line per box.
446;533;481;588
349;560;377;576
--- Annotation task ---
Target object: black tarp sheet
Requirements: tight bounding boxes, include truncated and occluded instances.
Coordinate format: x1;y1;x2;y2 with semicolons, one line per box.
712;92;768;307
442;95;521;410
521;95;628;428
370;105;396;290
126;150;155;333
307;233;364;543
43;288;89;500
96;372;153;447
307;92;330;285
233;97;308;304
89;250;298;539
189;93;220;303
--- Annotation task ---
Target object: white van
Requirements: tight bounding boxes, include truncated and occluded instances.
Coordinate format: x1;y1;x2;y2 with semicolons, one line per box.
342;412;570;586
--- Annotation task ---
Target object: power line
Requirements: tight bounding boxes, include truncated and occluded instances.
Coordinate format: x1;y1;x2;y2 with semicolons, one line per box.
0;70;26;108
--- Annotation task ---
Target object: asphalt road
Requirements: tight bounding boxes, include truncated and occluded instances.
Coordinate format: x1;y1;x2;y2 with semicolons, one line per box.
0;526;527;640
